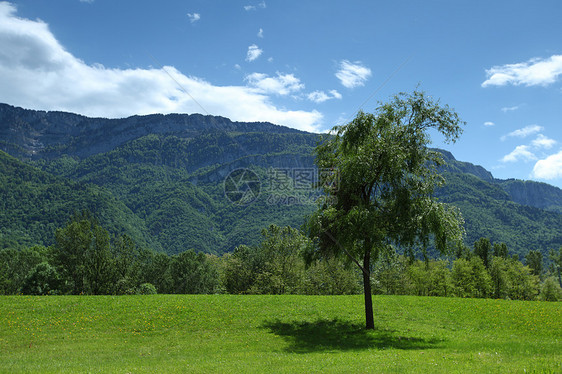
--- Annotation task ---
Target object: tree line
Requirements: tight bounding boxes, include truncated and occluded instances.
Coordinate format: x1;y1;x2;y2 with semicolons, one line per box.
1;212;560;301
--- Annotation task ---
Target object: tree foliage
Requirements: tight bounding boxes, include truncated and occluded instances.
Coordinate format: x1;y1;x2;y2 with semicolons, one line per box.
526;250;543;277
540;277;562;301
169;250;219;294
451;257;492;298
222;224;360;295
0;218;554;301
474;237;492;268
549;247;562;288
21;262;62;295
54;211;113;294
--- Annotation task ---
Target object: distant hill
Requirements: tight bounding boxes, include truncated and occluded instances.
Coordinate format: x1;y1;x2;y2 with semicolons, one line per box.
1;103;561;257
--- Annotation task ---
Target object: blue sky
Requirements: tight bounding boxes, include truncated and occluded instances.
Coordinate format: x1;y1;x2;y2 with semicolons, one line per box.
1;1;562;187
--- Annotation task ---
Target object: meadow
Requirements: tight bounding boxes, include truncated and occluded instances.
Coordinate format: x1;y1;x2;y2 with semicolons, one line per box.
0;294;560;373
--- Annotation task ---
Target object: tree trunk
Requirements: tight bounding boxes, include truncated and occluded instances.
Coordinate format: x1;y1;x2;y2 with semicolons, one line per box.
362;250;375;329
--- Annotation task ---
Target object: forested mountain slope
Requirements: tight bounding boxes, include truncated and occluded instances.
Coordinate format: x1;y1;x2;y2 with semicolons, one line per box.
0;151;157;250
1;103;561;257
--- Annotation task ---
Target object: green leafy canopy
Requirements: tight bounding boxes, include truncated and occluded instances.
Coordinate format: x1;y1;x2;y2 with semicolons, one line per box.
309;90;466;264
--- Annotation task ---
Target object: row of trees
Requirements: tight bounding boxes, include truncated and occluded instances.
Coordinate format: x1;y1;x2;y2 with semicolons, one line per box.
1;212;561;302
0;215;360;296
222;227;562;301
0;212;219;296
374;244;562;301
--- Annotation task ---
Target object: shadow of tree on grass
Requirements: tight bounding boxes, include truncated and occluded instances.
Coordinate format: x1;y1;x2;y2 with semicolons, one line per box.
263;318;443;353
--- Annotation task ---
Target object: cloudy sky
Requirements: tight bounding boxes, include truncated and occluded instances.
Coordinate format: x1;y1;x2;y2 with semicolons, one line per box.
1;1;562;187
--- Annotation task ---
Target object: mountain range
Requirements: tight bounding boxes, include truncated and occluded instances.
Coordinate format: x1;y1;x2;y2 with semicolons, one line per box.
1;103;561;258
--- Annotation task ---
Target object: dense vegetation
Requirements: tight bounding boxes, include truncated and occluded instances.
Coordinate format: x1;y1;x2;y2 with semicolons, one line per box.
0;151;156;250
2;214;561;302
2;142;562;259
437;171;562;253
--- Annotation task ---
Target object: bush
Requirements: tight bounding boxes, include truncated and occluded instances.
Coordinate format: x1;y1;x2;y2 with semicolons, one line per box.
115;277;137;295
137;283;158;295
301;258;361;295
20;262;63;295
540;277;562;301
451;257;491;298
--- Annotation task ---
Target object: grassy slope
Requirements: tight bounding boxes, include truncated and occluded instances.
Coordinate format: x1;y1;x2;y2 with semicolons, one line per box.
0;295;560;373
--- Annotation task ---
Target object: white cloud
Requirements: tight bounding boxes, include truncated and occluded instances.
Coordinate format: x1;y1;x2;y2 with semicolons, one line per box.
244;2;266;11
335;60;372;88
501;125;543;141
501;105;519;112
501;145;536;163
532;151;562;179
531;134;557;149
307;90;342;103
484;121;495;127
482;55;562;87
245;72;304;95
0;3;322;132
257;28;264;38
330;90;342;99
246;44;262;62
187;13;200;23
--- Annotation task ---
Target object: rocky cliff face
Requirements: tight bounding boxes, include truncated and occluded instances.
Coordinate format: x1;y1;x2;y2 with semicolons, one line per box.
498;179;562;213
437;149;494;182
436;148;562;212
0;103;305;160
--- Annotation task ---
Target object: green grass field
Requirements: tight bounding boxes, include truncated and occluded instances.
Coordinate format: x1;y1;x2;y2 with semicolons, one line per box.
0;295;560;373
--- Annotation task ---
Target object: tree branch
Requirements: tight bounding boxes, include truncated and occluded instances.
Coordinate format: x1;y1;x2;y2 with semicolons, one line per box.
323;229;370;277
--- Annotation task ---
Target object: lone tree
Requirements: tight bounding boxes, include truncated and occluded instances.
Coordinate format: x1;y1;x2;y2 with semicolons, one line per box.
307;91;465;329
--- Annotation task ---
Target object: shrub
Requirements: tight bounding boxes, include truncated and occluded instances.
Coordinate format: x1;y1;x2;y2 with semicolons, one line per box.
115;277;136;295
540;277;562;301
451;257;491;298
20;262;63;295
137;283;157;295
